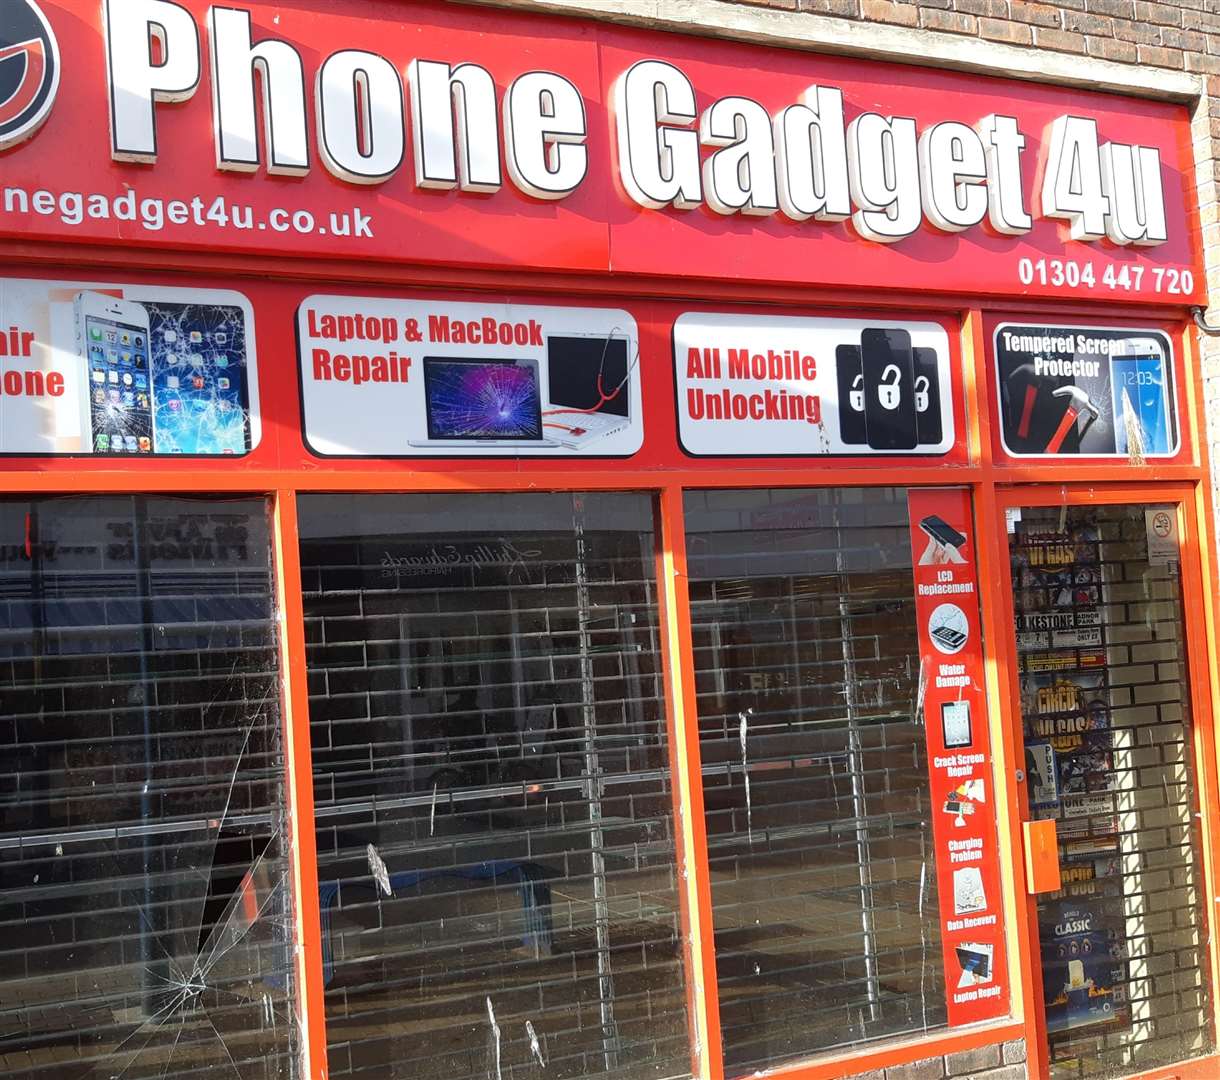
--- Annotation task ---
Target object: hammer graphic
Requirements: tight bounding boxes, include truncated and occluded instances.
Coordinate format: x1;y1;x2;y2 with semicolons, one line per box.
1045;386;1099;453
1006;363;1040;440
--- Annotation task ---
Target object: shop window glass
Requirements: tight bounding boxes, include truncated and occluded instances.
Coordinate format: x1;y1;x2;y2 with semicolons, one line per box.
1010;504;1214;1078
0;496;294;1079
684;487;946;1073
299;492;689;1080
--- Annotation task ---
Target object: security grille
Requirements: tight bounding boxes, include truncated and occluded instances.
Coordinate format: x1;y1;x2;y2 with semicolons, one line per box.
0;496;293;1080
1011;504;1214;1079
683;487;945;1076
299;492;690;1080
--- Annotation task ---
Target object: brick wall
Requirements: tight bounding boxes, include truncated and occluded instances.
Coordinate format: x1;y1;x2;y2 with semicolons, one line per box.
848;1037;1028;1079
735;0;1218;73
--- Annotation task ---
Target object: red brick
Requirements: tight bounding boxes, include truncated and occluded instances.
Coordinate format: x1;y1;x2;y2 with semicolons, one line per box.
1112;18;1163;43
979;16;1035;42
1033;26;1088;52
1063;9;1113;34
859;0;918;25
1009;0;1062;27
1087;35;1138;61
1182;9;1220;32
1185;52;1220;75
919;7;978;32
1136;43;1185;67
1132;0;1182;26
1160;26;1207;51
952;0;1008;17
1086;0;1135;16
798;0;860;14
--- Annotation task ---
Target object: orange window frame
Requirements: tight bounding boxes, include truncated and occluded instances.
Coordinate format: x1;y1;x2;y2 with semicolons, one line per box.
2;240;1219;1080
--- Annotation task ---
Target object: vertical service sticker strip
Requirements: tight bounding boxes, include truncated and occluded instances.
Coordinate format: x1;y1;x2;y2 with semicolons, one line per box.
906;489;1009;1026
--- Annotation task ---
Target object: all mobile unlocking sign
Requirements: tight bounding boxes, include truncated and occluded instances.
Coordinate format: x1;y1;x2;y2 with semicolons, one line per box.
298;297;643;457
907;489;1008;1027
0;277;259;456
994;324;1177;459
674;313;954;456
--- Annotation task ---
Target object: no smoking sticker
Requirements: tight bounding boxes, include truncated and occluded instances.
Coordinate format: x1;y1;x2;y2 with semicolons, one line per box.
1144;506;1178;566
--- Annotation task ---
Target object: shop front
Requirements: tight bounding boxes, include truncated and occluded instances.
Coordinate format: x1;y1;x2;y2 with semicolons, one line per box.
0;3;1217;1080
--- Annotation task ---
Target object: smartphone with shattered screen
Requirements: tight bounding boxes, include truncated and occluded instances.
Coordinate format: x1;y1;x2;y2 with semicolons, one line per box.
143;301;252;455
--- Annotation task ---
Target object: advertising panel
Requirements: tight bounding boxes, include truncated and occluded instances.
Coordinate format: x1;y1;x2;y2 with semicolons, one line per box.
993;324;1178;460
906;489;1008;1027
1010;513;1131;1037
674;314;954;456
0;1;1201;303
298;296;643;457
0;277;259;456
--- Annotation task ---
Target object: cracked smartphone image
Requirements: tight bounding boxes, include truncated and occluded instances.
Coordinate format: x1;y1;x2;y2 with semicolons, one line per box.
76;292;154;455
143;302;252;455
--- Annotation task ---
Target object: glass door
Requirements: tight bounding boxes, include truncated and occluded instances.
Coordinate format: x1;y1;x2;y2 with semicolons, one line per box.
1000;494;1216;1079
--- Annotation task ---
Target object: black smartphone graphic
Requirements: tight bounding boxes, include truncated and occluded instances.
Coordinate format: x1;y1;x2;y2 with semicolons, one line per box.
835;344;866;445
932;626;968;649
919;515;966;551
861;328;918;450
913;346;942;446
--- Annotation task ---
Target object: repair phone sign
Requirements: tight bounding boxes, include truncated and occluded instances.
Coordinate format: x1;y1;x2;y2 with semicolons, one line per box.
907;489;1009;1026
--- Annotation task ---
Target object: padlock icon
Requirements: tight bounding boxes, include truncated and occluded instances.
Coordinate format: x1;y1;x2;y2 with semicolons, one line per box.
878;364;902;410
915;374;930;413
849;373;864;412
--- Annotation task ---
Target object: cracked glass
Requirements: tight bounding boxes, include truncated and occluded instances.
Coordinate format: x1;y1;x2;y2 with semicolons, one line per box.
0;496;296;1079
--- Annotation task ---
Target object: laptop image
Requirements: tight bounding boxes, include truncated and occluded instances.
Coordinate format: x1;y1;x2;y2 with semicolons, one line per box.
408;357;558;448
543;334;633;450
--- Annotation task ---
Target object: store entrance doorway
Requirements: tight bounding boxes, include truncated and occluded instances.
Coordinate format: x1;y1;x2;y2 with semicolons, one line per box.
998;490;1218;1080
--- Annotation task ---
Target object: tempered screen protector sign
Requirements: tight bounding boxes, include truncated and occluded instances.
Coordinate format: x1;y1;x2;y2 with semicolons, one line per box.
297;296;644;457
0;277;259;456
993;324;1177;459
673;313;954;456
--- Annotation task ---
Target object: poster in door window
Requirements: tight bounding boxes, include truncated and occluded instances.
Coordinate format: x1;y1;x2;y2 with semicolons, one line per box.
1040;896;1129;1034
1010;511;1131;1038
0;278;260;456
297;296;643;457
994;324;1178;459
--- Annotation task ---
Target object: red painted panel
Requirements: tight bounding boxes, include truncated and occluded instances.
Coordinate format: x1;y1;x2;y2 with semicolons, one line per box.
0;1;1200;305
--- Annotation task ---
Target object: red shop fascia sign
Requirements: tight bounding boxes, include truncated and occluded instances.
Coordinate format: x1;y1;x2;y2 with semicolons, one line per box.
0;0;1209;1037
0;0;1201;305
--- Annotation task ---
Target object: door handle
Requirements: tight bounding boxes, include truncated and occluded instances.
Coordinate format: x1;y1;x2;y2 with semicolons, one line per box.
1024;818;1061;894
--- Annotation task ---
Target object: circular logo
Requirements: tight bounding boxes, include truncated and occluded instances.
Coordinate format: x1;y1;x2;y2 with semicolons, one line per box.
1151;511;1172;539
928;602;969;655
0;1;59;151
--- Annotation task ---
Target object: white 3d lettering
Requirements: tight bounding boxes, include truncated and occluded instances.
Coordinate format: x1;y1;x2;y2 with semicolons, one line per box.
100;4;1169;246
